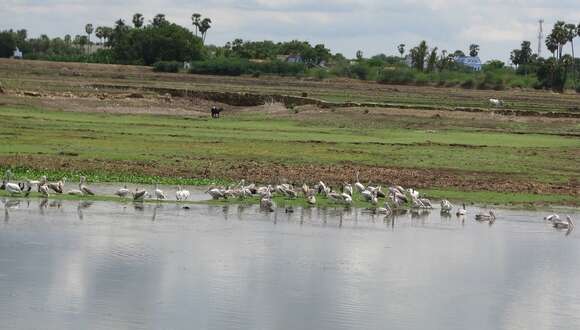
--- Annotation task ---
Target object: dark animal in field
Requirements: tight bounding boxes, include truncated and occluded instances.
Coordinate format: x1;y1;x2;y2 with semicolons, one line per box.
211;106;224;118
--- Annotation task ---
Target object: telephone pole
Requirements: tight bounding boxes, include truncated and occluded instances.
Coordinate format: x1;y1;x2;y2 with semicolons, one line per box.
537;19;544;57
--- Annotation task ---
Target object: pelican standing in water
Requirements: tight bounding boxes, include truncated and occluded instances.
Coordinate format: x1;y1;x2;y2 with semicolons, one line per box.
115;185;130;198
2;170;22;196
132;188;148;201
475;210;496;222
79;176;95;196
553;216;574;230
440;200;453;213
176;186;190;201
154;184;166;200
456;203;467;216
544;214;560;222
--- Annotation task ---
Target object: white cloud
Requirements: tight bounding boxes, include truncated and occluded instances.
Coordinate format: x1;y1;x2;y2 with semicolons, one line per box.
0;0;579;62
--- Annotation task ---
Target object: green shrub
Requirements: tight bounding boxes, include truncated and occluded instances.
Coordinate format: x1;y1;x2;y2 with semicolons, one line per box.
153;61;181;73
460;79;474;89
188;58;305;76
379;67;415;84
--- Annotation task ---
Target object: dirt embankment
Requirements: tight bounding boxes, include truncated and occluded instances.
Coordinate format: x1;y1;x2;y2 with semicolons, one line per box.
1;155;577;198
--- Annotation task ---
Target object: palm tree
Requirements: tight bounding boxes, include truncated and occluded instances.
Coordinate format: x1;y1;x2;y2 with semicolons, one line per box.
133;13;144;28
469;44;479;57
85;23;94;53
191;13;201;37
153;14;167;27
545;33;558;58
95;26;104;45
199;18;212;43
397;44;405;58
564;23;577;87
552;21;568;59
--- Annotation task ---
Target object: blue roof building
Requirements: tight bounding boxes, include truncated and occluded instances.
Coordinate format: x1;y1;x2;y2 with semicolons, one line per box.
454;56;482;71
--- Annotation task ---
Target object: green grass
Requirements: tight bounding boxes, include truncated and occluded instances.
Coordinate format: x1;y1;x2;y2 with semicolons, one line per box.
0;104;578;205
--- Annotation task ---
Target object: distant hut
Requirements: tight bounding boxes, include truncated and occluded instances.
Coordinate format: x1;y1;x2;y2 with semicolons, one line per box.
12;47;23;59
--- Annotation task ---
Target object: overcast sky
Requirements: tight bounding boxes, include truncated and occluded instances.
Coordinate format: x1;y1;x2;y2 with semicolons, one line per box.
1;0;579;62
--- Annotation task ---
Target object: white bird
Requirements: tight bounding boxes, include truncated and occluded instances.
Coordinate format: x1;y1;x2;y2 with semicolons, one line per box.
553;216;574;229
354;171;365;193
475;210;496;222
115;185;130;198
456;203;467;216
67;188;84;196
154;184;166;200
343;183;353;197
544;214;560;222
419;198;432;208
38;184;50;197
341;193;353;205
2;170;22;196
361;190;374;202
307;195;317;205
407;188;420;199
176;186;190;201
440;199;454;213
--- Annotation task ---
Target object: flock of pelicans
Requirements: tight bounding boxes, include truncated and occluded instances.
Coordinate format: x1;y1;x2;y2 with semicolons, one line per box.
1;170;575;231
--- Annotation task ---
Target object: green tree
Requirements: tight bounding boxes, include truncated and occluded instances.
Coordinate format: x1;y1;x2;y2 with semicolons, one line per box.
426;47;438;72
85;23;94;53
545;33;558;58
133;13;144;28
410;41;428;71
564;23;577;86
453;50;465;57
64;34;71;45
552;21;568;59
0;30;16;58
152;14;167;27
397;43;405;58
469;43;479;57
191;13;201;37
199;18;211;43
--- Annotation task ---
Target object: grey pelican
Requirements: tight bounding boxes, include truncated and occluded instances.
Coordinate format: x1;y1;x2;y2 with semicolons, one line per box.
115;185;130;198
475;210;496;222
553;216;574;230
47;177;65;194
132;188;148;201
39;184;50;197
206;187;225;200
544;214;560;222
79;177;95;196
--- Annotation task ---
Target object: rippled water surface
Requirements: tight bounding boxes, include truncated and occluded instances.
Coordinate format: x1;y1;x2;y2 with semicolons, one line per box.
1;198;579;330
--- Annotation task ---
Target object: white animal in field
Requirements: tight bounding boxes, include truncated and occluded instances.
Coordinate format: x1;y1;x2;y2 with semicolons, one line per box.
115;185;130;198
154;184;166;200
489;98;504;107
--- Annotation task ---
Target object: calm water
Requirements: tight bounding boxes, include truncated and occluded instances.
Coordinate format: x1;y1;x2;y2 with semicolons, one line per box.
1;197;579;330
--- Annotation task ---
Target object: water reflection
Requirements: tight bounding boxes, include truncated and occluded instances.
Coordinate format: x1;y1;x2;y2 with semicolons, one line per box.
0;199;579;329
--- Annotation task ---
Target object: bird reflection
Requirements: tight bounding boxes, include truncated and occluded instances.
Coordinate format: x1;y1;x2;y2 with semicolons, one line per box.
133;202;145;211
151;204;162;222
76;201;93;221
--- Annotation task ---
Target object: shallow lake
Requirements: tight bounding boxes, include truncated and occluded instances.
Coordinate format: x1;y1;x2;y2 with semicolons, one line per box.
1;197;579;330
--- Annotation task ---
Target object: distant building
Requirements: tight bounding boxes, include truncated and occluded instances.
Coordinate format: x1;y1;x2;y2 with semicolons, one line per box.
454;56;482;71
277;54;303;63
12;47;23;59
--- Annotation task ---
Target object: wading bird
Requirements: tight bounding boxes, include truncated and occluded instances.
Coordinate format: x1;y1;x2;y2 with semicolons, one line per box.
475;210;496;222
2;170;22;196
176;186;190;201
440;199;453;213
154;184;166;200
115;185;130;198
553;216;574;230
79;176;95;196
132;188;148;201
456;203;467;216
544;214;560;222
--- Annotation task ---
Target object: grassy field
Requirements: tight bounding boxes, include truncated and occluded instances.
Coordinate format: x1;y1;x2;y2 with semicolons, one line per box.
0;59;579;206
